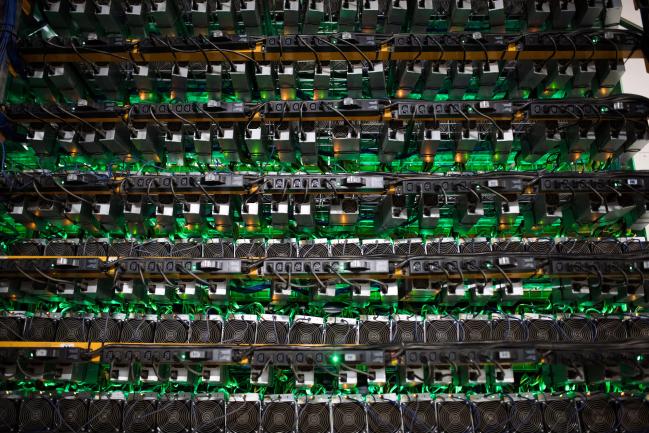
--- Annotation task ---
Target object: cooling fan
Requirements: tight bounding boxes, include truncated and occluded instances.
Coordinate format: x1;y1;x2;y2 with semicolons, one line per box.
205;241;235;258
362;241;393;256
460;239;491;253
594;319;628;342
88;400;122;433
57;398;87;432
527;319;560;342
78;240;108;256
561;318;595;342
392;321;424;343
223;319;255;344
19;398;54;432
461;319;492;341
24;317;56;341
543;400;578;433
629;318;649;339
235;241;265;258
325;323;357;344
558;239;592;254
492;319;527;342
192;400;225;433
299;243;330;258
580;398;616;433
171;241;203;258
289;322;323;344
438;401;472;433
426;239;458;254
395;240;426;256
618;398;649;433
0;317;21;340
10;241;42;255
298;402;330;433
331;241;362;257
157;400;191;433
55;317;88;342
509;400;543;433
226;401;259;433
137;240;171;257
123;400;156;433
266;242;297;258
154;319;189;343
0;398;18;431
189;320;223;343
120;319;155;343
367;401;401;433
44;240;76;256
402;400;436;433
256;320;288;344
359;320;390;344
333;402;366;433
426;319;459;343
88;317;121;342
107;240;138;257
474;401;508;433
262;402;296;433
527;239;555;254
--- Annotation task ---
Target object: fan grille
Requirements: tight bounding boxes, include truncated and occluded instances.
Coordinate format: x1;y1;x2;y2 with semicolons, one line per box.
205;242;235;258
120;319;155;343
25;317;56;341
0;398;17;431
492;240;525;252
395;242;426;256
426;320;459;343
629;319;649;339
137;241;170;257
79;241;108;256
544;400;578;433
256;321;288;344
223;320;255;344
262;402;295;433
527;320;560;342
326;323;356;344
581;399;616;433
510;401;543;433
438;402;471;433
460;241;490;253
124;400;156;433
44;241;76;256
55;318;87;342
189;320;222;343
558;240;590;254
527;240;555;254
289;322;323;344
235;242;265;258
331;243;362;257
333;402;365;433
171;242;203;258
19;398;54;432
108;241;137;257
462;320;492;341
475;401;508;433
192;400;224;433
227;402;259;433
360;321;390;344
299;403;330;433
267;243;297;258
362;243;393;256
618;399;649;433
89;318;121;342
561;319;595;342
393;321;424;343
154;320;188;343
58;399;87;432
368;401;401;433
88;400;122;433
402;400;436;433
300;243;330;258
595;319;627;342
0;317;21;341
427;241;458;255
10;241;41;255
492;319;526;342
157;400;190;433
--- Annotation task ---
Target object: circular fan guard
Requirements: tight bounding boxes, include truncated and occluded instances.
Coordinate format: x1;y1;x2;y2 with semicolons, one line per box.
368;401;401;433
58;399;87;432
544;400;578;433
475;401;508;433
11;241;41;255
256;321;288;344
362;243;393;256
510;401;543;433
0;317;21;341
333;402;365;433
492;320;526;342
55;318;87;342
123;401;155;433
595;319;627;342
108;241;137;257
157;400;190;433
527;320;560;342
227;402;259;433
395;242;426;256
88;400;122;433
289;322;323;344
402;401;436;433
137;241;170;257
79;241;108;256
426;320;458;343
298;403;330;433
19;398;54;432
462;320;492;341
205;242;235;258
223;320;255;344
192;400;224;433
331;243;362;257
581;399;616;433
325;323;356;344
25;317;56;341
171;242;202;258
235;242;265;258
360;321;390;344
262;402;295;433
0;398;17;430
154;320;188;343
618;399;649;433
189;320;222;343
120;319;154;343
629;319;649;339
393;322;423;343
44;242;76;256
438;402;471;433
561;319;595;342
89;318;121;342
266;243;297;258
299;243;330;258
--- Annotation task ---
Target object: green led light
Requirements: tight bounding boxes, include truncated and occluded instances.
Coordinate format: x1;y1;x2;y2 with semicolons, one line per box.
330;354;341;364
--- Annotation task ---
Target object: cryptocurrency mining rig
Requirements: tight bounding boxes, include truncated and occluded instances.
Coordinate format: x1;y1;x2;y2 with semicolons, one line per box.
4;0;649;432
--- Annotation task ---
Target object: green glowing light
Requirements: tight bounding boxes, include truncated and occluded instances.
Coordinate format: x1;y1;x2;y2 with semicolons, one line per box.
330;354;341;364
